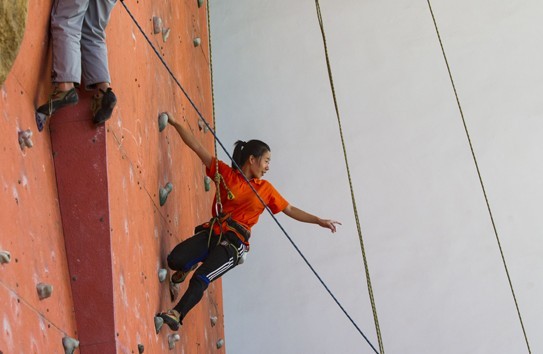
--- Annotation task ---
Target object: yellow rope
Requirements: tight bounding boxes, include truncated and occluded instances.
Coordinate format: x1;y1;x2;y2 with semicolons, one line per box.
314;1;385;353
426;1;531;352
206;0;229;213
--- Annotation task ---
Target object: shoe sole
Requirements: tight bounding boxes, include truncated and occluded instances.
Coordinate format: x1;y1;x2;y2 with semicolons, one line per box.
35;112;49;132
35;91;79;132
35;102;77;132
157;313;180;331
93;96;117;125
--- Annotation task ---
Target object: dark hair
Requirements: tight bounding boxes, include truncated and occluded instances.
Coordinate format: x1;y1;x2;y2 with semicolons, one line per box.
232;140;270;168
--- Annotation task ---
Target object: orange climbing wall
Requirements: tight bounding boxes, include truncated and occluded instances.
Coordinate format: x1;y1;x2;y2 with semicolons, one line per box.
0;0;224;353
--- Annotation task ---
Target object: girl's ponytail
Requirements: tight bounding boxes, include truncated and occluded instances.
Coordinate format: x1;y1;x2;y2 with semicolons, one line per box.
231;140;270;169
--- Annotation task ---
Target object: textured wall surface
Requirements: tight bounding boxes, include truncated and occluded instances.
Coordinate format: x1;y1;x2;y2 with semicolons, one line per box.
0;0;28;84
0;0;224;353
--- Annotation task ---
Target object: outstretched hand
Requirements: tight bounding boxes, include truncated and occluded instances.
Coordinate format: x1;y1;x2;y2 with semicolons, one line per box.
318;219;341;233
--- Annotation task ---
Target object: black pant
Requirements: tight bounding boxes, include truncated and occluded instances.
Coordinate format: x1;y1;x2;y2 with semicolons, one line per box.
167;230;245;321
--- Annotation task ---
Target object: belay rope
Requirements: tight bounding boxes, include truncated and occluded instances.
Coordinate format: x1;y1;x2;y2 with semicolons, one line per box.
314;1;385;353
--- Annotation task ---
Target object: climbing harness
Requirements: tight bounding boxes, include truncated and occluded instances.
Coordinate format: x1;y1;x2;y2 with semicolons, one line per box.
195;214;249;265
313;1;384;353
426;1;531;353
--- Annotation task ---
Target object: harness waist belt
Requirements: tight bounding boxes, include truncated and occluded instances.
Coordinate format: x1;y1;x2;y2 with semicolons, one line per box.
225;217;251;243
195;216;251;245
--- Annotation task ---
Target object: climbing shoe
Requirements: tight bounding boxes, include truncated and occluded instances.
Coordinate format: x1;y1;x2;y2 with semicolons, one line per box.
169;266;197;302
35;88;79;132
157;309;181;331
171;269;191;284
92;87;117;125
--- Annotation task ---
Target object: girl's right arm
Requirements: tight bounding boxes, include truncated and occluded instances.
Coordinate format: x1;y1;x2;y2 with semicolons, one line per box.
168;116;213;168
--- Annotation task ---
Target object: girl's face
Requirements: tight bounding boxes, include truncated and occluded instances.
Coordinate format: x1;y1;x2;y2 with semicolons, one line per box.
248;151;271;179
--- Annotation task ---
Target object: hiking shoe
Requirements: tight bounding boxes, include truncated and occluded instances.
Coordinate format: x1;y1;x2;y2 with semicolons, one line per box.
157;309;181;331
92;87;117;125
36;88;79;131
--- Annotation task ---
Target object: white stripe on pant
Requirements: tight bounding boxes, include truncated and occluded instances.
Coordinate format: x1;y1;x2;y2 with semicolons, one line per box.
205;243;246;282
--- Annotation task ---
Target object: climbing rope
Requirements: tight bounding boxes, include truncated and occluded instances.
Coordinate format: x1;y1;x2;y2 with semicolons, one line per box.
425;1;531;353
205;0;225;213
119;1;378;351
313;1;385;353
207;0;235;212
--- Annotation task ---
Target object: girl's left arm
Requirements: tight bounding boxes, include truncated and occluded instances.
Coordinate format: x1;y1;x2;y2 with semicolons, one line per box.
282;204;340;233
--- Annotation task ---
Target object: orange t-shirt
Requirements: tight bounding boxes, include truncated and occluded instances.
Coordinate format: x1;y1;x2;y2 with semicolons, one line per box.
206;158;289;233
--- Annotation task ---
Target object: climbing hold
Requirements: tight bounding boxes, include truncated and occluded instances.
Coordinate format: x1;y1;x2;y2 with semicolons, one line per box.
158;112;169;132
159;182;173;206
193;37;201;47
197;0;204;8
138;344;145;353
153;16;163;34
35;112;48;132
227;191;235;200
169;280;180;302
204;176;212;192
154;316;164;334
216;339;224;349
62;336;79;354
158;268;168;283
18;129;33;150
198;118;208;132
37;283;53;300
162;28;171;42
0;250;11;264
168;333;180;350
210;316;217;327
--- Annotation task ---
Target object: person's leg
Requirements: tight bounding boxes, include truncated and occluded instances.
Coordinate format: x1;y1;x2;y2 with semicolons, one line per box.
50;0;89;86
36;0;88;121
81;0;117;124
167;231;210;272
160;236;239;330
80;0;116;88
174;243;237;316
165;230;210;302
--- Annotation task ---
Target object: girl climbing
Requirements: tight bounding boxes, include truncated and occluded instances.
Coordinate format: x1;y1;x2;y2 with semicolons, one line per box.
157;116;340;331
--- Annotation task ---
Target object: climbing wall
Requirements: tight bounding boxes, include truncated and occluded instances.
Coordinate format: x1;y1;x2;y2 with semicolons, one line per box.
0;0;224;353
0;0;76;352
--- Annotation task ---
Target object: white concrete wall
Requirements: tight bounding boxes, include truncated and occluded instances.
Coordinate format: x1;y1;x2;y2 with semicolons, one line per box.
210;1;543;353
